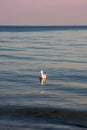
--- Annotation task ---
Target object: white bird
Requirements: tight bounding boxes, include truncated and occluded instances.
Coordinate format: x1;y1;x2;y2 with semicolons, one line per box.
40;70;46;79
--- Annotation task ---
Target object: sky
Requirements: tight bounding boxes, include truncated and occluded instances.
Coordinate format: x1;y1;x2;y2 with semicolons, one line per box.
0;0;87;25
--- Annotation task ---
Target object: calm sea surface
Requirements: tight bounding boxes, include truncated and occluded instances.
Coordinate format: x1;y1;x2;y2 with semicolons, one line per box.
0;26;87;129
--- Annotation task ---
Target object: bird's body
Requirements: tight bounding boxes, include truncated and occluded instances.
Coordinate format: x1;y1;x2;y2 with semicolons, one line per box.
40;70;46;79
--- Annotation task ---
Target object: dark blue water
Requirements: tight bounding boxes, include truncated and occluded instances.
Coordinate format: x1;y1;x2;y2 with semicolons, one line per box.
0;25;87;32
0;26;87;129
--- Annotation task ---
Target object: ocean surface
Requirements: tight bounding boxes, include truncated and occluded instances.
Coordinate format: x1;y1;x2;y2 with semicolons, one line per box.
0;26;87;130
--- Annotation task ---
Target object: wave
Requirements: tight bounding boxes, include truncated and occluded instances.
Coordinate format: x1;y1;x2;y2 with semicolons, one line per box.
0;107;87;128
0;47;22;51
0;54;35;60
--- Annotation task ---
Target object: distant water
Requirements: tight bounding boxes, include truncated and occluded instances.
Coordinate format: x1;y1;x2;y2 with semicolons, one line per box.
0;26;87;129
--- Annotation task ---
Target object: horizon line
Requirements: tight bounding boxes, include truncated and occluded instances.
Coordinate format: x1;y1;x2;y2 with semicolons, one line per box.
0;25;87;26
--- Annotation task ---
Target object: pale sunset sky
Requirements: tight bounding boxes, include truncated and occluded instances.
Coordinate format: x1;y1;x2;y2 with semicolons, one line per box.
0;0;87;25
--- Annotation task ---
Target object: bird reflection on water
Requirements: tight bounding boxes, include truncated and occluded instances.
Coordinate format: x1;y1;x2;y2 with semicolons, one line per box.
40;78;46;85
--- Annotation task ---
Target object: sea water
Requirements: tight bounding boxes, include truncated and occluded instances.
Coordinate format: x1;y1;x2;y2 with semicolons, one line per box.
0;26;87;129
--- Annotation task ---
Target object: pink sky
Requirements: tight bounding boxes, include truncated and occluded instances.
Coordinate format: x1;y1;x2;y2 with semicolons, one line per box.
0;0;87;25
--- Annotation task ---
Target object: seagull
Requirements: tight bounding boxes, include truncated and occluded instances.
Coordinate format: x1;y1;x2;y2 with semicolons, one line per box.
40;70;47;79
